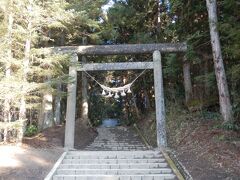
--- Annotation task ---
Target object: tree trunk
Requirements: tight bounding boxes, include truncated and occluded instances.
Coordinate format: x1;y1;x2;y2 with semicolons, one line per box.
18;1;34;143
19;36;31;120
53;31;65;125
143;89;151;110
143;77;151;110
156;0;161;33
206;0;233;122
183;56;193;105
81;37;89;127
3;3;14;143
18;35;30;143
54;83;62;125
132;92;141;120
38;77;54;130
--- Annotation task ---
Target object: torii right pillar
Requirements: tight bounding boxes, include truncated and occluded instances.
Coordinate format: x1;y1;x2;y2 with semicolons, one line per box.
153;50;167;147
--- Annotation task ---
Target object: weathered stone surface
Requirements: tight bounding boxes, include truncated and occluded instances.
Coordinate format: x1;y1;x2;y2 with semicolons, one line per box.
84;127;147;151
78;62;153;71
153;51;167;147
44;43;187;55
64;54;78;149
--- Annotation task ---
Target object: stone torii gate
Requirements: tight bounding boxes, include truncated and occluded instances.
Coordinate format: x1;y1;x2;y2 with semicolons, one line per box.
45;43;187;150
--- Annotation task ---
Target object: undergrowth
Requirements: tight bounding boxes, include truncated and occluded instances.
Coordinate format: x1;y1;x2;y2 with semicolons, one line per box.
25;124;38;137
137;101;239;148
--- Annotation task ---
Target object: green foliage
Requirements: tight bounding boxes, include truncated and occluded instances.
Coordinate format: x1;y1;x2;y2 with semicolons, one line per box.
163;54;182;79
88;89;124;126
0;0;109;143
201;111;221;121
194;72;216;88
221;122;240;131
88;93;106;125
103;0;177;43
25;124;38;137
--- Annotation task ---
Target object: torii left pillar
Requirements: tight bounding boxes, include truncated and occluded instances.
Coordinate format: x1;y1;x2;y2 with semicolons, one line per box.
64;54;78;149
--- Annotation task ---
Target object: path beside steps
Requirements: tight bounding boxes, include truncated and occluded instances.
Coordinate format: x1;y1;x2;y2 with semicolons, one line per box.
45;127;181;180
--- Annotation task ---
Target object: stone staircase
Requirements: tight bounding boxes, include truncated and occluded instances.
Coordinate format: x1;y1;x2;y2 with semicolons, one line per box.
45;127;181;180
84;127;148;151
46;151;177;180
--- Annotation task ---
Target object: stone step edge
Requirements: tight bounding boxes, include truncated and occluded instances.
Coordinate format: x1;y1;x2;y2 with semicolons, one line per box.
44;152;67;180
63;158;165;161
58;163;168;168
67;153;161;155
59;163;168;165
65;156;164;160
67;151;160;154
65;155;163;157
68;150;159;152
66;154;162;156
58;166;169;169
161;150;185;180
62;160;166;164
57;168;172;171
53;174;176;177
63;159;165;162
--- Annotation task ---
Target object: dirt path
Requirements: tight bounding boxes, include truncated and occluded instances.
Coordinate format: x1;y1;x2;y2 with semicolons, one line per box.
0;124;97;180
0;145;63;180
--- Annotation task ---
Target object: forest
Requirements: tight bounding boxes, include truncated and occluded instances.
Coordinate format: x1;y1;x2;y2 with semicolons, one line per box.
0;0;239;179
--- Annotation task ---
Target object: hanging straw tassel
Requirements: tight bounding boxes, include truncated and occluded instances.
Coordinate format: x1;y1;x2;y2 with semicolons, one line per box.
114;93;120;99
102;90;106;96
121;91;126;96
127;88;132;93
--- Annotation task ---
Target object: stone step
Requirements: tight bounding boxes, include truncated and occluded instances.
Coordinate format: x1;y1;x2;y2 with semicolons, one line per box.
52;174;176;180
59;163;168;169
85;146;147;151
91;141;143;143
83;149;148;151
84;147;146;148
83;148;147;150
65;156;162;159
85;146;147;149
56;168;172;175
62;158;166;164
87;144;146;149
67;151;161;155
88;143;144;145
90;143;144;145
86;145;146;147
65;154;162;159
89;142;144;144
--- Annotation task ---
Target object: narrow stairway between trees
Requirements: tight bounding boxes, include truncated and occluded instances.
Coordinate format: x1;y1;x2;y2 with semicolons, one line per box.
45;126;183;180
